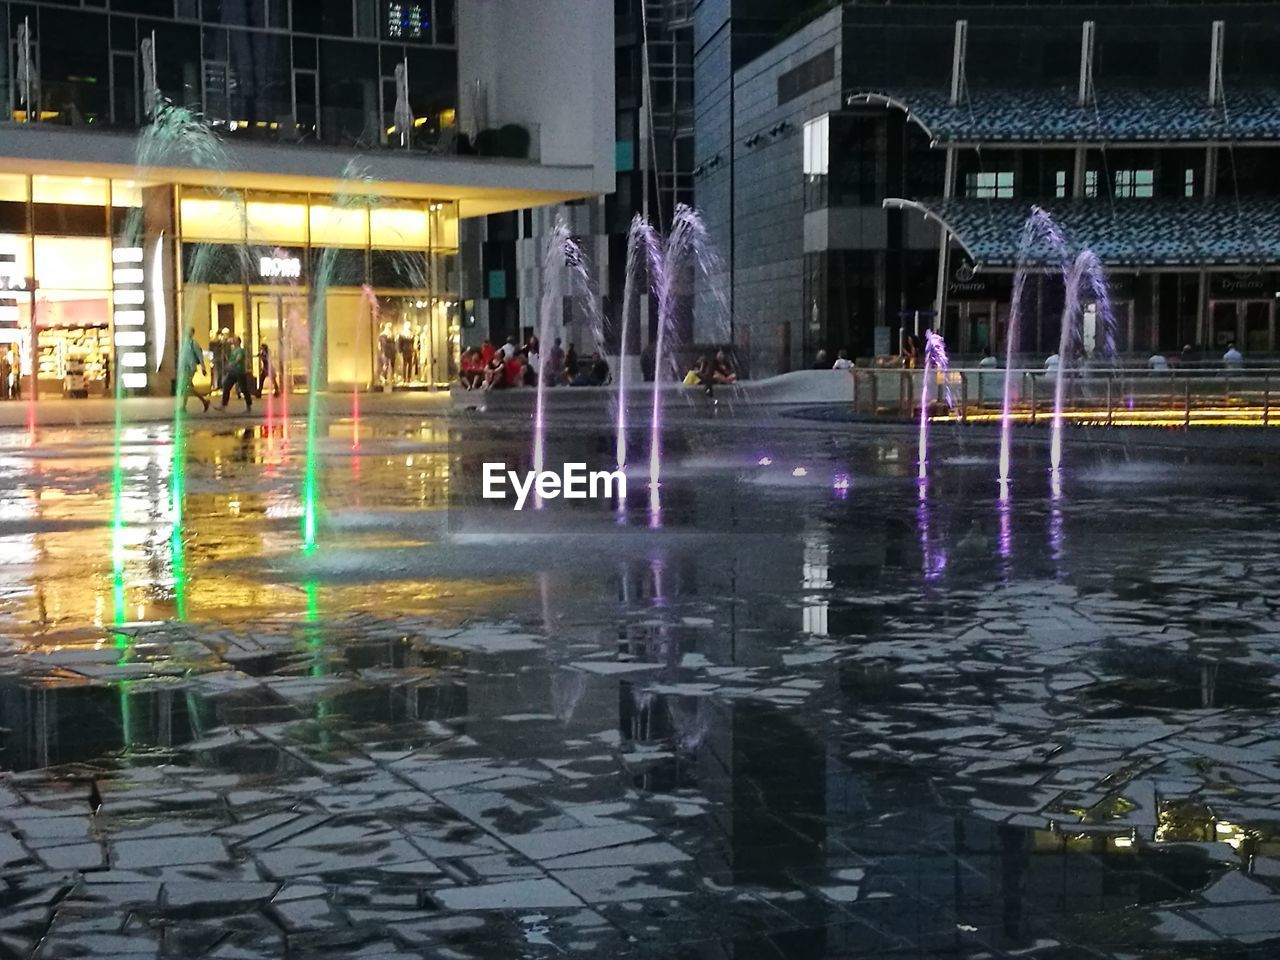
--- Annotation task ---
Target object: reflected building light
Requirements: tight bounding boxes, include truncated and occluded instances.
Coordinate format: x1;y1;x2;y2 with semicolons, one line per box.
802;532;830;637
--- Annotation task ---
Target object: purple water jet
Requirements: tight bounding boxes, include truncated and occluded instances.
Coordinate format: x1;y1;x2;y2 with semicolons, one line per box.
650;205;721;497
532;221;597;505
999;207;1070;487
617;216;662;472
1050;250;1115;471
917;329;951;480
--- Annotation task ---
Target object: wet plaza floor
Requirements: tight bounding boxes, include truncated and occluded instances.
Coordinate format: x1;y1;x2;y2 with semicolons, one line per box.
1;408;1279;959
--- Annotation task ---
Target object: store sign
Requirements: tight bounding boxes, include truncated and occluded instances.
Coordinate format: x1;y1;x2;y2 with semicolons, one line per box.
949;263;992;300
1210;272;1273;298
260;256;302;280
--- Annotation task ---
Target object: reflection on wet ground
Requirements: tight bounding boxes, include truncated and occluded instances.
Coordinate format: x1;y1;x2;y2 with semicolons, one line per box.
1;413;1280;958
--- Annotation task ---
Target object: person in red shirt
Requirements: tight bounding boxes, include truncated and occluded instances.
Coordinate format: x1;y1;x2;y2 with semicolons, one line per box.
459;349;482;389
479;339;495;366
503;353;524;388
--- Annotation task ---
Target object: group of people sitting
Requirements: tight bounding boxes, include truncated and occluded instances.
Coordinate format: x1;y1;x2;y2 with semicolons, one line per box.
458;336;611;391
683;350;737;395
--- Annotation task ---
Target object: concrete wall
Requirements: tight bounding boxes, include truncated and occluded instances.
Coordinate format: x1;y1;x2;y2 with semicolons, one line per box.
458;0;615;193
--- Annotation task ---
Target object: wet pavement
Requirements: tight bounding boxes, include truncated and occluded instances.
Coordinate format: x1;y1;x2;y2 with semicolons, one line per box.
1;409;1279;959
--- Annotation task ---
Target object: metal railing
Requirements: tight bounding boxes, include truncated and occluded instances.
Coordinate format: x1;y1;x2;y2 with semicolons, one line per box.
851;366;1280;428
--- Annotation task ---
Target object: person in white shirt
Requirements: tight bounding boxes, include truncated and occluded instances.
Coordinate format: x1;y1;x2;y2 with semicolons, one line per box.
978;347;997;368
832;349;853;370
500;336;518;360
1148;353;1169;371
1223;342;1244;369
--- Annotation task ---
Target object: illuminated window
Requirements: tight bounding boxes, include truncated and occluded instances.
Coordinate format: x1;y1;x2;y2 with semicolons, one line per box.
965;171;1014;199
310;204;369;247
111;180;144;209
32;175;108;206
180;193;245;242
1184;167;1196;198
0;175;28;203
1085;170;1099;198
371;203;430;249
35;237;111;290
387;2;426;39
1114;169;1154;199
803;115;829;177
246;198;308;244
1055;170;1067;199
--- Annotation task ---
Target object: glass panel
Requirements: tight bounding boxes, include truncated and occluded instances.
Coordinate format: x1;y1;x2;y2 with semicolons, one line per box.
371;203;429;248
246;198;308;243
0;176;29;203
40;11;112;126
1245;301;1270;353
435;0;456;45
0;234;34;277
111;180;144;209
309;204;368;246
32;176;109;206
319;40;379;146
429;202;458;250
35;237;112;291
180;193;245;241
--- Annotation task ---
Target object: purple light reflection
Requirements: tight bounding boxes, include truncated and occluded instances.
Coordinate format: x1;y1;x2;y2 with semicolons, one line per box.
916;480;946;581
997;484;1012;563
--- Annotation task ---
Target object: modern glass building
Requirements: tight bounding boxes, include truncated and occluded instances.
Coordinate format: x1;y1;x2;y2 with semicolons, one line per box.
695;1;1280;375
0;0;614;396
461;0;695;363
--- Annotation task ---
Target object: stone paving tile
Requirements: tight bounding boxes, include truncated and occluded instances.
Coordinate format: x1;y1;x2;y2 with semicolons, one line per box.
3;424;1280;957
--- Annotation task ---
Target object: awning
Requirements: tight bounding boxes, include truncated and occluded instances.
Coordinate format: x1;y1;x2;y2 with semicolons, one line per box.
883;198;1280;268
847;86;1280;144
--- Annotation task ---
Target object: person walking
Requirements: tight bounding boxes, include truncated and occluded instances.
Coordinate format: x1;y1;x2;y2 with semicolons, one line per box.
257;341;278;397
180;326;211;412
6;346;19;400
218;335;253;412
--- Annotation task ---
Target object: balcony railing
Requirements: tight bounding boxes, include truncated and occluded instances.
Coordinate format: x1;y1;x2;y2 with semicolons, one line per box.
7;109;542;163
852;365;1280;428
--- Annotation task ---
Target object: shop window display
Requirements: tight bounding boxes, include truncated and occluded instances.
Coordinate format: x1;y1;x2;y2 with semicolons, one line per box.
375;296;458;388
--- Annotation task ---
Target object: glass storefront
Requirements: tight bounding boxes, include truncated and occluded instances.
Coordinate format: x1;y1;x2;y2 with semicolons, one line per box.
0;176;460;399
177;187;460;393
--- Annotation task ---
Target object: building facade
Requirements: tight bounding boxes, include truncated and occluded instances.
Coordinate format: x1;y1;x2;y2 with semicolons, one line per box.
696;2;1280;376
0;0;613;397
461;0;695;358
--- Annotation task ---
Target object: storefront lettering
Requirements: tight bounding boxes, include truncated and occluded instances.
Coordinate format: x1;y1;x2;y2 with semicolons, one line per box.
259;256;302;280
0;275;29;292
1211;272;1271;297
1219;276;1265;293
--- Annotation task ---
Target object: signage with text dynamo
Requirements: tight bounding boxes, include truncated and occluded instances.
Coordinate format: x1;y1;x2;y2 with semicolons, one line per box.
482;463;626;511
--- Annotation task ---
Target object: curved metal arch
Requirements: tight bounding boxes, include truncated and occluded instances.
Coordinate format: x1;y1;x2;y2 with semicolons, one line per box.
844;92;937;144
881;198;981;267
